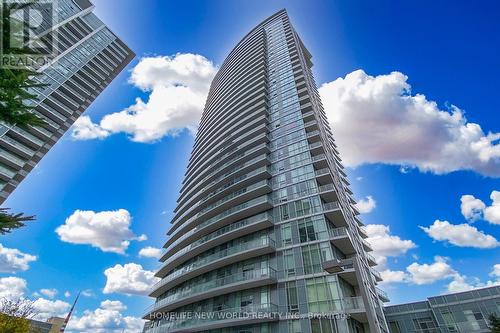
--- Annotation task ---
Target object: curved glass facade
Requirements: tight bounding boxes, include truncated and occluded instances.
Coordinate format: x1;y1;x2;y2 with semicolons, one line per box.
144;9;388;333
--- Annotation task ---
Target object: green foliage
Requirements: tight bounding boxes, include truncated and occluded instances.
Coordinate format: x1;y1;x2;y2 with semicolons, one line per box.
1;2;47;129
0;208;35;235
0;313;31;333
0;298;37;333
0;67;47;128
490;314;500;333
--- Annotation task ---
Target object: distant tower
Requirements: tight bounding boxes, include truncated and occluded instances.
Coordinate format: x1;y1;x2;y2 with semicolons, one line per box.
59;291;80;333
144;9;389;333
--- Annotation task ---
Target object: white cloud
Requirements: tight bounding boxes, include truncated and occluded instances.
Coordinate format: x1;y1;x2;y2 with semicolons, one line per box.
71;116;110;140
484;190;500;225
55;209;146;254
355;196;376;214
72;53;217;143
420;220;499;248
491;264;500;278
81;289;94;297
33;298;70;321
406;256;456;285
0;277;26;299
138;246;162;259
103;263;159;296
447;268;500;293
380;269;406;284
64;291;71;298
0;243;37;273
447;275;477;293
460;195;486;221
319;69;500;177
39;288;58;299
365;224;416;267
66;300;143;333
100;299;126;311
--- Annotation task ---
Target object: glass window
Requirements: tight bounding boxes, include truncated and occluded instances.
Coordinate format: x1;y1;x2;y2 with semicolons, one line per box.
286;281;299;312
281;223;292;246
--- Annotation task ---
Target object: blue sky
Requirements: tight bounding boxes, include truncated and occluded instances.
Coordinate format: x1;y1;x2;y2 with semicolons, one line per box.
1;0;500;331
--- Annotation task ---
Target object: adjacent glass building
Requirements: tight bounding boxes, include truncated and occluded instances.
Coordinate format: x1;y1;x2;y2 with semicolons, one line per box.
144;9;388;333
385;285;500;333
0;0;134;203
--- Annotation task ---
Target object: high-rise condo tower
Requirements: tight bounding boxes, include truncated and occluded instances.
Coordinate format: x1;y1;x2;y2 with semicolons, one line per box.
0;0;134;203
144;9;389;333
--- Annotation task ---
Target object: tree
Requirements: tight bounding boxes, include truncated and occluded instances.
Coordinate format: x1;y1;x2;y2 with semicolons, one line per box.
0;3;43;235
490;314;500;333
0;208;35;235
0;298;38;333
0;67;47;129
1;2;47;129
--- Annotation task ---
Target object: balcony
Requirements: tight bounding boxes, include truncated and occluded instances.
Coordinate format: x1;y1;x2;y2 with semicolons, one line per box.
309;141;324;155
171;153;270;233
318;183;338;204
311;297;367;323
304;120;318;131
166;166;272;247
144;303;278;333
343;296;367;323
154;215;273;293
311;153;327;169
362;238;373;252
315;167;333;184
322;201;347;227
153;237;276;292
145;267;277;318
372;268;382;283
302;110;314;122
375;287;389;302
358;226;369;239
171;180;271;237
169;194;273;245
162;211;272;262
366;252;377;267
322;259;358;286
328;227;355;255
306;129;320;143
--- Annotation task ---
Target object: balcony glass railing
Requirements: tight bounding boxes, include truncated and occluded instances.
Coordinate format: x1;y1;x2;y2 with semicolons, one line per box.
309;142;323;150
315;168;330;176
164;211;271;258
366;252;377;264
171;194;271;239
163;212;273;264
309;296;365;313
323;201;340;211
312;154;326;162
0;150;24;167
0;136;34;156
196;180;270;218
173;165;269;228
306;130;319;138
328;227;349;239
147;303;278;332
156;236;275;288
371;269;382;280
375;287;389;300
147;267;276;315
0;164;16;178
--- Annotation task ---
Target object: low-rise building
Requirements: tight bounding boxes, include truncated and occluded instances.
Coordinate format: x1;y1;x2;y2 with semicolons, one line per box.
384;285;500;332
